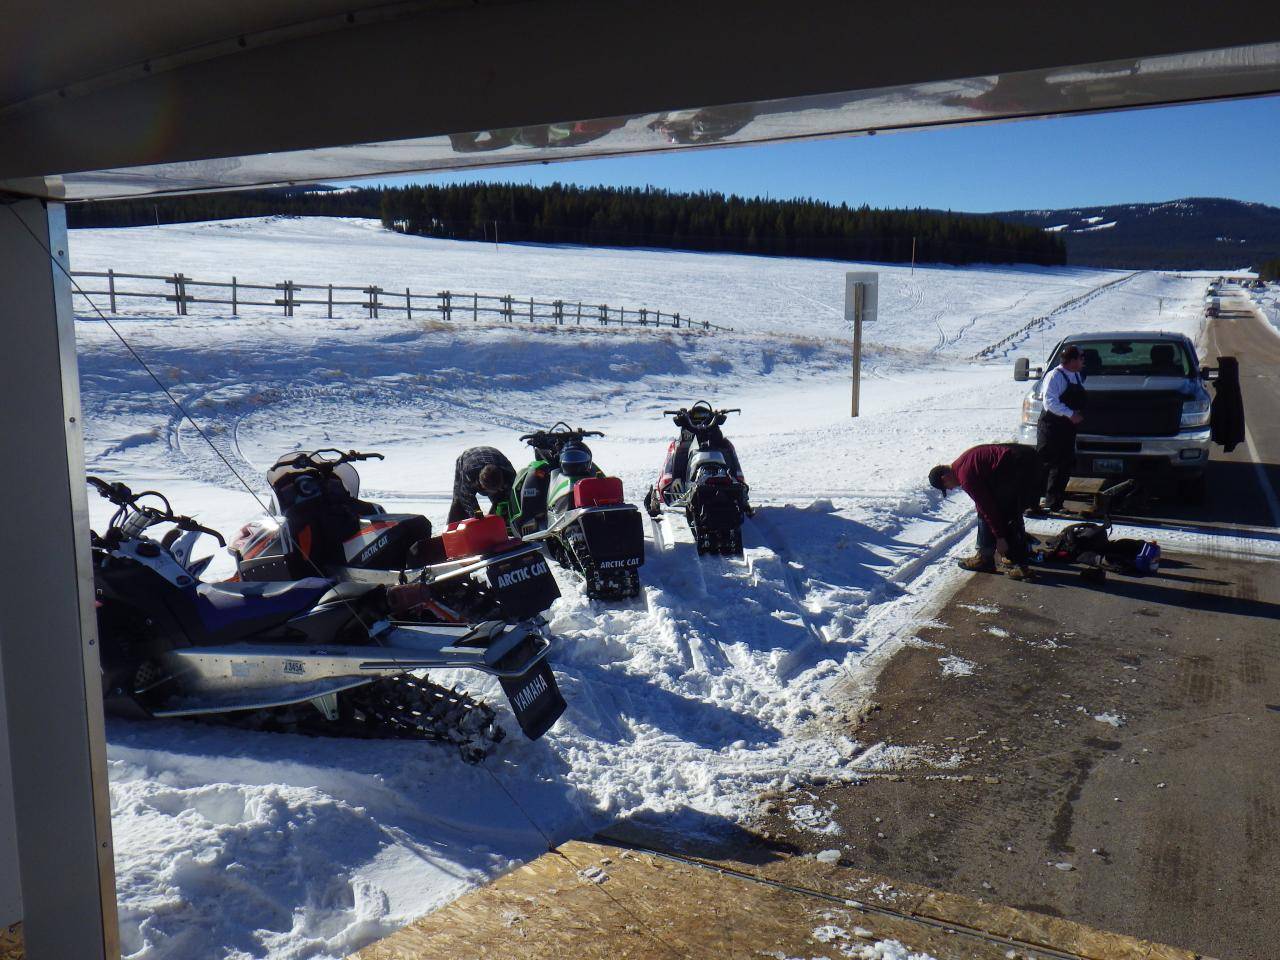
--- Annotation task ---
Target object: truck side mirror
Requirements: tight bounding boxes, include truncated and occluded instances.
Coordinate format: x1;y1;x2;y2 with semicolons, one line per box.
1014;358;1030;382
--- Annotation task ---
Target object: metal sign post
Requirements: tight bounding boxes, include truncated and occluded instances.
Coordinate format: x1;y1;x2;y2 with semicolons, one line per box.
845;272;878;417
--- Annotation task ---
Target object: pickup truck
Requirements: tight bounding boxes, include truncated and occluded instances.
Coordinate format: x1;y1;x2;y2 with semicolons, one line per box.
1014;331;1242;502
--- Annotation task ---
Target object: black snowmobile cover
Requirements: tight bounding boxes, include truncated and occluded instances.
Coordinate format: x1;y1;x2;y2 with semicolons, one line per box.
1210;356;1245;453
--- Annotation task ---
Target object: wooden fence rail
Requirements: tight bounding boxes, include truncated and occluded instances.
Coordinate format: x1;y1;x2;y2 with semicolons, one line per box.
68;270;731;332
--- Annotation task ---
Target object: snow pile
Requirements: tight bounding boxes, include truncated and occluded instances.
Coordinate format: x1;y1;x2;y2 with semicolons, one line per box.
938;655;976;677
67;218;1210;959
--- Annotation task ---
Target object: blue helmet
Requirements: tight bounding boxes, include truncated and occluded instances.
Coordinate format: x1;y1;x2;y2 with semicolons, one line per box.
559;441;594;477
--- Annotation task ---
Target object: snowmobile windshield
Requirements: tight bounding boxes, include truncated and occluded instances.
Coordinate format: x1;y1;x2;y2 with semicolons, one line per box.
334;462;360;499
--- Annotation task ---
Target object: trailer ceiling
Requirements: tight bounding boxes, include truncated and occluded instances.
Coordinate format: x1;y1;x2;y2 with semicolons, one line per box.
2;0;1279;201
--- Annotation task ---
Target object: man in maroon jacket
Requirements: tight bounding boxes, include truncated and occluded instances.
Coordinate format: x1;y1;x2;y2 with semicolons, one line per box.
928;443;1041;580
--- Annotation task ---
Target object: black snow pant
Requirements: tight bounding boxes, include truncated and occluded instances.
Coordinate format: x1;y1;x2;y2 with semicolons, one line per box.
1036;414;1077;507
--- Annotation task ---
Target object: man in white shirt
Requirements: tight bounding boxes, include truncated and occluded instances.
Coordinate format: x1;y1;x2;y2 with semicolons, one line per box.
1036;344;1087;510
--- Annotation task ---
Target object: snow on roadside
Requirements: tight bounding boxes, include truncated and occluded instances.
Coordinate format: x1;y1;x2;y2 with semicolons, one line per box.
68;219;1210;959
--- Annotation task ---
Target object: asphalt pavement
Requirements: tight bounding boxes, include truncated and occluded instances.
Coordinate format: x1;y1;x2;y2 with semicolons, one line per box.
758;303;1280;960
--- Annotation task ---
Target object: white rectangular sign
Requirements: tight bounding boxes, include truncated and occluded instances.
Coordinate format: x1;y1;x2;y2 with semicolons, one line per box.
844;271;878;326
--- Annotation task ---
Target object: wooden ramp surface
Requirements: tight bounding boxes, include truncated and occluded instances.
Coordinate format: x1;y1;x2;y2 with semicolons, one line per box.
0;923;22;960
349;840;1208;960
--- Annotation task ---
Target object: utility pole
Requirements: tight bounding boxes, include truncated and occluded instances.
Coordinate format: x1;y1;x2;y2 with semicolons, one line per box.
910;236;917;277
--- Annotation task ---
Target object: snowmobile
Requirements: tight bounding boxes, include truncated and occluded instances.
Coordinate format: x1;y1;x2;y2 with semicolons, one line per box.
88;476;566;760
232;449;560;627
644;402;751;556
498;424;645;601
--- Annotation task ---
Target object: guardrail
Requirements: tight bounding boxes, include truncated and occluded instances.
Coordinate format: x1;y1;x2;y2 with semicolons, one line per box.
68;269;730;332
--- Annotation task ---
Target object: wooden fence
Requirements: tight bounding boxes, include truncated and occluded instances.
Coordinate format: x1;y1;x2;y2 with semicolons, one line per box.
68;270;730;332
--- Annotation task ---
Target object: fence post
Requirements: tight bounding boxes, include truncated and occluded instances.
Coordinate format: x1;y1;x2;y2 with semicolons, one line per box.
553;300;563;325
473;292;478;322
576;301;582;325
364;285;382;319
440;291;452;323
673;312;681;329
598;304;607;326
327;284;333;319
232;276;238;317
169;273;180;315
502;295;513;322
275;280;297;317
107;268;116;314
529;296;534;323
620;307;626;326
406;287;412;320
639;307;647;327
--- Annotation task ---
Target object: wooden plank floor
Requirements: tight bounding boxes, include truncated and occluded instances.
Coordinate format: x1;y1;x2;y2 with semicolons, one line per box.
348;840;1209;960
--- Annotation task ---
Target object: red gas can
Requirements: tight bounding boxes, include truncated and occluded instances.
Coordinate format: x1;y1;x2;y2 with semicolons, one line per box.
573;476;624;508
442;514;510;558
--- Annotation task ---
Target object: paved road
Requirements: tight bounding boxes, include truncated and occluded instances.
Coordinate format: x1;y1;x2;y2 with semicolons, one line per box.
1203;295;1280;527
756;304;1280;959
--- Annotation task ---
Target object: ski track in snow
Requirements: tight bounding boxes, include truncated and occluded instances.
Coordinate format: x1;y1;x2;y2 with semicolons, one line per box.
67;218;1208;960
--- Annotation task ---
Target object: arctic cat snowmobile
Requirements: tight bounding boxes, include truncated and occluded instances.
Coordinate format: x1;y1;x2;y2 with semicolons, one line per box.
498;424;645;601
89;476;566;760
232;449;560;627
644;402;751;556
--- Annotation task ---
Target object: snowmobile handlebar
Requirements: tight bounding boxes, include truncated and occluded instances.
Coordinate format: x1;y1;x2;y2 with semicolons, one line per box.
662;404;740;429
518;425;605;446
272;449;385;472
86;476;226;546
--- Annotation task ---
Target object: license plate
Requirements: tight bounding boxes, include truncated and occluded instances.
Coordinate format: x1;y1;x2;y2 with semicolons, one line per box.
1093;457;1125;474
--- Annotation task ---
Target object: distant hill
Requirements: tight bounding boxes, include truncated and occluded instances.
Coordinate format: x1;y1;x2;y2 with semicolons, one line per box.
988;198;1280;270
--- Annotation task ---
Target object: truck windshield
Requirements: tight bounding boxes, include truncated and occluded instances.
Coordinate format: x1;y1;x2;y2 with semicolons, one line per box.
1056;340;1193;378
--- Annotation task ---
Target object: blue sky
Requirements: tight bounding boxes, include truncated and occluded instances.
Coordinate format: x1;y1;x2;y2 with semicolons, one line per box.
371;95;1280;212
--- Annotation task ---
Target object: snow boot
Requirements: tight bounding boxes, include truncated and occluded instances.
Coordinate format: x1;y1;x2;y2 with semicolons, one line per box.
957;552;997;573
1005;563;1035;582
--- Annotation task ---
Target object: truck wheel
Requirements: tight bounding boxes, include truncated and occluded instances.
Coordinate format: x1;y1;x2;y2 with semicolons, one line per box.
1178;473;1207;505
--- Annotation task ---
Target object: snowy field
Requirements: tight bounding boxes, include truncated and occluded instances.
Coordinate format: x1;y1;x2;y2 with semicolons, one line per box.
69;218;1208;959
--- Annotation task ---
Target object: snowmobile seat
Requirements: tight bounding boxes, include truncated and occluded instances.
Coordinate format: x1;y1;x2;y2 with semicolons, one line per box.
194;577;332;642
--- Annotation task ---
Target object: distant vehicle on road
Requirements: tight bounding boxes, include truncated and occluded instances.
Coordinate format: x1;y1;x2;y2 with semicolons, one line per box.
1014;331;1242;502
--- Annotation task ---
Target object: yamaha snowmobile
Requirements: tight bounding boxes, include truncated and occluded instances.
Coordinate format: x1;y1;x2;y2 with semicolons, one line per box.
644;402;751;556
498;425;645;601
88;476;566;760
232;449;560;627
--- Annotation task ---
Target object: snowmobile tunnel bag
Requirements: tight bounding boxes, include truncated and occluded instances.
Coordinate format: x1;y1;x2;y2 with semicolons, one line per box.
573;476;624;508
443;514;512;559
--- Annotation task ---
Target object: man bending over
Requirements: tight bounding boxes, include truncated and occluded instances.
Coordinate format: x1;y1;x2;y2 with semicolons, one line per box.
928;443;1041;581
449;446;516;524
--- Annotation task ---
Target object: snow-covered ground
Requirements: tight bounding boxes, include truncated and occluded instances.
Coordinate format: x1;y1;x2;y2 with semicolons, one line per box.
69;218;1209;959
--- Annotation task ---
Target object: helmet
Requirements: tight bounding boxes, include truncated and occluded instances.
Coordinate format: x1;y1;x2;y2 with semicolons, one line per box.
559;441;594;477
